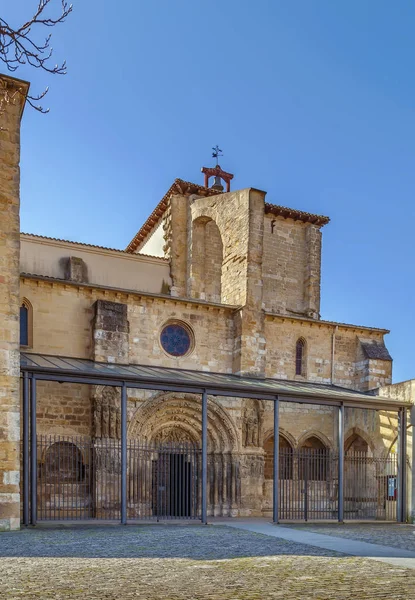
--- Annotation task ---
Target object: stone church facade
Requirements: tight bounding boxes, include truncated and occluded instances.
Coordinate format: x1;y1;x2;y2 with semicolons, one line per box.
0;75;408;530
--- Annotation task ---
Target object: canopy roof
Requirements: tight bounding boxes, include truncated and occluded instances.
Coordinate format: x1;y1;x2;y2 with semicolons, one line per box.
20;353;408;410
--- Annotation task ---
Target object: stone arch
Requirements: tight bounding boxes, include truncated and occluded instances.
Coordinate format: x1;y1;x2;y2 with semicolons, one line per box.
263;429;295;480
39;440;86;483
297;430;333;451
297;433;330;482
189;216;224;303
128;392;239;453
263;427;297;450
344;427;375;456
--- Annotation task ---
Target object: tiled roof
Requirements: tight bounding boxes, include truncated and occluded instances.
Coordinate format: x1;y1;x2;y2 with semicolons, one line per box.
360;340;393;361
125;178;221;253
265;203;330;226
21;233;168;260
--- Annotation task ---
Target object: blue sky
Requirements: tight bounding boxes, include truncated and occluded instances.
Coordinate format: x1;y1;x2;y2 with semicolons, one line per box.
4;1;415;382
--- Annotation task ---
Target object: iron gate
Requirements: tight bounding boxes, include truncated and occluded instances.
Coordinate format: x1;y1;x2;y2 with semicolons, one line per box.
278;448;398;521
35;435;200;521
279;448;338;520
344;451;398;520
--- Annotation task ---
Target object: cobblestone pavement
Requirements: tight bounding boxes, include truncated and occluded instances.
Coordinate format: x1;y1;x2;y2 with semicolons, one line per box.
284;523;415;551
1;525;415;599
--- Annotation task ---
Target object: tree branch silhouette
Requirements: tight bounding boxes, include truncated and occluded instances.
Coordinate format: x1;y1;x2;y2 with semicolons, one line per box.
0;0;72;112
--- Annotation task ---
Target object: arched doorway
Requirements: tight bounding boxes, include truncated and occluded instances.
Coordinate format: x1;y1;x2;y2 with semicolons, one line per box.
298;436;328;481
128;393;239;518
264;434;294;481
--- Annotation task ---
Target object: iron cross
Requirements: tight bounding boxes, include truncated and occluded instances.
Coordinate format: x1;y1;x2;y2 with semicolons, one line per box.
212;145;223;166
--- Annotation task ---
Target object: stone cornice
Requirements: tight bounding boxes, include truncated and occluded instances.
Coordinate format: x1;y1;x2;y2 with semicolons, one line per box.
264;311;389;335
20;272;240;312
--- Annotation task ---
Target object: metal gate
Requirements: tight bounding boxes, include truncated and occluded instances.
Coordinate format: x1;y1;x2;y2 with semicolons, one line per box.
344;452;397;521
279;448;338;520
36;435;200;521
278;448;398;521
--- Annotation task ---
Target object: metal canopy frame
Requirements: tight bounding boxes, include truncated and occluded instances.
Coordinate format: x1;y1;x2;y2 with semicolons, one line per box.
20;352;409;527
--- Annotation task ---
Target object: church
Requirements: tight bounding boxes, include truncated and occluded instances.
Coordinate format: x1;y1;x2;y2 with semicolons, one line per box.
0;75;411;530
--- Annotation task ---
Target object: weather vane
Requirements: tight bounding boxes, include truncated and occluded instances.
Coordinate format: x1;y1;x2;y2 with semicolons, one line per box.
212;145;223;166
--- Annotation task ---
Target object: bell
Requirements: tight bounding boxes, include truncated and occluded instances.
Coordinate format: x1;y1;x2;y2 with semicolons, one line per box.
211;175;224;192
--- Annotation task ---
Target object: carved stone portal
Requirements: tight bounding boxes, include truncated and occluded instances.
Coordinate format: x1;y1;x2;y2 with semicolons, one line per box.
153;427;195;444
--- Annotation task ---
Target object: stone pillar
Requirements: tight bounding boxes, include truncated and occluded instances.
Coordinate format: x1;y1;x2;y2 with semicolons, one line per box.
304;224;322;319
0;75;29;531
232;189;266;376
92;300;129;517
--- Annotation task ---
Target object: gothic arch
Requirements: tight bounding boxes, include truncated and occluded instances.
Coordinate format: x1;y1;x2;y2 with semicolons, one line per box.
263;427;297;450
344;427;375;455
128;392;239;452
297;430;333;451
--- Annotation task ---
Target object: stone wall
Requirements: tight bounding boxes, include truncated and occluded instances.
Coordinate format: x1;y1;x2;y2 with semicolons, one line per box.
262;215;322;318
20;234;171;294
264;315;391;390
35;382;92;436
0;76;28;531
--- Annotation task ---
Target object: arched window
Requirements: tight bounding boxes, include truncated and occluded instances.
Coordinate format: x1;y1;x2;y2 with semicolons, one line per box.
43;442;85;483
298;436;328;481
264;434;294;480
295;338;306;376
20;298;32;347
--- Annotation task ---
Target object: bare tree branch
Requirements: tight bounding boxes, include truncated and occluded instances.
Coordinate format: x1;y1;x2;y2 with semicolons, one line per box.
0;1;72;112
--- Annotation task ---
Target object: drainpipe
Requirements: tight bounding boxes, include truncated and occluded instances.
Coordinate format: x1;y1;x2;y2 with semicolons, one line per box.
331;326;338;384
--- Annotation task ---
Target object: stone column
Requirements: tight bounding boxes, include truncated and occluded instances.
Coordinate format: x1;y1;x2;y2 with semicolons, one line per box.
0;75;29;531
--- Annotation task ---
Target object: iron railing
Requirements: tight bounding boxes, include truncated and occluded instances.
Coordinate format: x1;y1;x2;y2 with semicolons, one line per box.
35;435;200;521
32;436;399;522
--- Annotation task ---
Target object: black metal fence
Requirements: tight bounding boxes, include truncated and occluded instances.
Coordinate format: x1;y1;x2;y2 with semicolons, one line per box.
36;435;200;521
33;436;399;522
278;448;338;520
344;451;398;521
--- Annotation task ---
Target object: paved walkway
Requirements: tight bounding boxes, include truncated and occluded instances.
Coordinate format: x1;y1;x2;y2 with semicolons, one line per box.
2;524;415;599
216;519;415;569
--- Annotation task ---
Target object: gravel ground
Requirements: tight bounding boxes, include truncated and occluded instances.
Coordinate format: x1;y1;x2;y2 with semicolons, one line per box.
284;523;415;551
0;525;414;599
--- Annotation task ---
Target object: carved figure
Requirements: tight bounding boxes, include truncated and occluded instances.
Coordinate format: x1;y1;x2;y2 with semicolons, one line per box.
242;400;260;447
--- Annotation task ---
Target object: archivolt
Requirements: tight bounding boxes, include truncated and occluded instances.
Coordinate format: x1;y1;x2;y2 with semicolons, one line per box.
128;392;239;452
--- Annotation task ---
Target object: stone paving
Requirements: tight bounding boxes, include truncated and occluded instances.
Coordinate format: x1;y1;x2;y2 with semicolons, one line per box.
285;523;415;552
0;525;414;599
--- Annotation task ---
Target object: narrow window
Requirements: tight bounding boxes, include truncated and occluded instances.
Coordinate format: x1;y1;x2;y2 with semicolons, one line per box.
295;338;305;376
20;298;32;347
20;304;29;346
